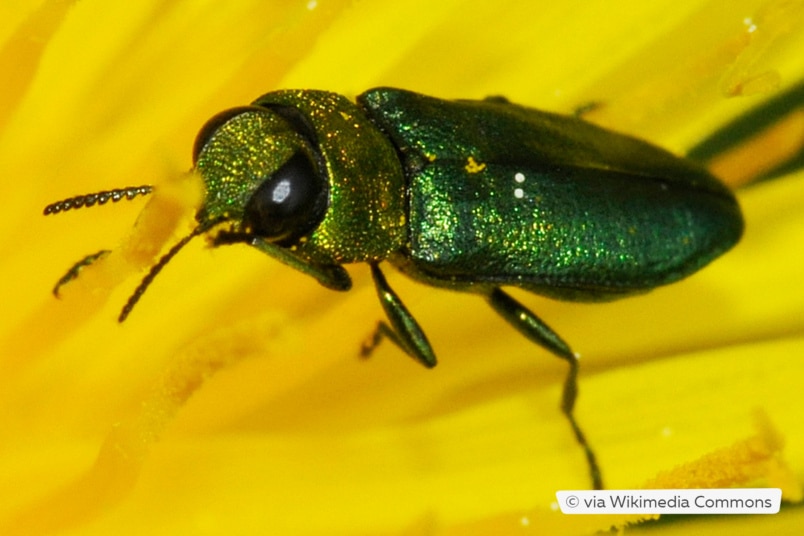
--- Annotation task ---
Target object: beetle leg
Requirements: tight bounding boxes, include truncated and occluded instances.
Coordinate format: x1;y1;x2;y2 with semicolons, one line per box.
53;249;110;297
369;263;437;368
486;287;603;490
218;233;352;291
360;321;398;358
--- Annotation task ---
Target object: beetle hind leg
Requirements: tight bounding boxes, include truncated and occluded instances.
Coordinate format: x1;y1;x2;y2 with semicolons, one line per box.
486;287;603;490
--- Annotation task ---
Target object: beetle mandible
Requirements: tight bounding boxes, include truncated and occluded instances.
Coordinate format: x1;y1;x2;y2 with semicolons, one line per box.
44;88;745;490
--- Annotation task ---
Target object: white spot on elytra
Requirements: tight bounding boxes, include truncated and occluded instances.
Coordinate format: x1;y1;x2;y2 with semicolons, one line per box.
307;0;317;10
514;172;526;199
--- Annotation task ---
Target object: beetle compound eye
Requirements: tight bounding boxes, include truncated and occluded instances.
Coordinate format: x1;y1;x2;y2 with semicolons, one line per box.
244;151;328;244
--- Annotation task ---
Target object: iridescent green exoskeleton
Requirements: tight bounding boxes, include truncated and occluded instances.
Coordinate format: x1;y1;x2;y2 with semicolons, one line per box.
44;88;744;490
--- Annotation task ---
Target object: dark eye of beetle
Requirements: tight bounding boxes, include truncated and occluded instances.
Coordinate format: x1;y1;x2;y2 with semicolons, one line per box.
243;151;328;245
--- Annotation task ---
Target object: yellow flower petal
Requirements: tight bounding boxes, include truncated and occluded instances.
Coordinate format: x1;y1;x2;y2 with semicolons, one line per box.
1;1;802;535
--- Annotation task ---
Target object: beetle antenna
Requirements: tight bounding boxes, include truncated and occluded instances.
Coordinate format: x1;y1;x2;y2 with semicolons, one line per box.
43;185;153;215
118;223;209;322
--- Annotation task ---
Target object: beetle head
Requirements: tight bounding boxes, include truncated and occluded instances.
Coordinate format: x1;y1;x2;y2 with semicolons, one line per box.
192;106;329;247
44;104;332;321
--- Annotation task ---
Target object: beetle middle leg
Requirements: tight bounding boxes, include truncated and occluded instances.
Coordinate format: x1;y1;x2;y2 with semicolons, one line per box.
366;263;437;368
361;321;399;358
486;287;603;490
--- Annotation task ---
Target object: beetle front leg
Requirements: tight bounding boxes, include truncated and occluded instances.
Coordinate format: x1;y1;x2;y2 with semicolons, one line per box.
369;263;437;368
486;287;603;490
53;249;110;297
216;233;353;292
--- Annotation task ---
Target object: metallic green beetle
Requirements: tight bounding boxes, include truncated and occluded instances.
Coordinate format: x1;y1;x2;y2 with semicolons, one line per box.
45;88;744;490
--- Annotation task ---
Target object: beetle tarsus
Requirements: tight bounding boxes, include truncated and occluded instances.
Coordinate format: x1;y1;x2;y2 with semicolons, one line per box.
361;321;390;358
560;351;604;490
362;319;422;363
